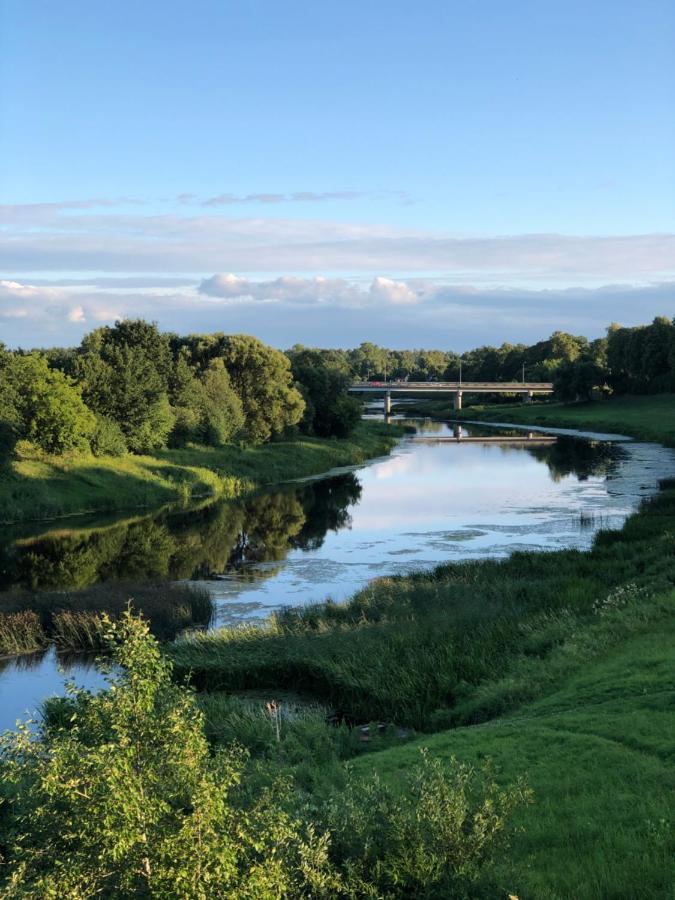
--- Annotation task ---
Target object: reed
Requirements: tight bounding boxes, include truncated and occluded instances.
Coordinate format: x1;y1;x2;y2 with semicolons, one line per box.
0;580;214;653
51;610;107;651
0;610;47;655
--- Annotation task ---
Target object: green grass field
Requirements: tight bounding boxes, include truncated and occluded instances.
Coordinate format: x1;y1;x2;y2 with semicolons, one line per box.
350;620;675;899
0;422;402;524
454;393;675;446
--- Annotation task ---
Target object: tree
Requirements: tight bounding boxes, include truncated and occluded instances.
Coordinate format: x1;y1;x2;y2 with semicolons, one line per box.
348;342;390;380
200;358;245;445
0;343;21;460
9;354;95;454
289;348;361;438
553;358;606;401
76;323;175;453
220;335;304;442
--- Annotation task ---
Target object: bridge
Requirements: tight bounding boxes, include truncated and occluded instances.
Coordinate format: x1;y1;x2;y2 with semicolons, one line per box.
349;381;554;412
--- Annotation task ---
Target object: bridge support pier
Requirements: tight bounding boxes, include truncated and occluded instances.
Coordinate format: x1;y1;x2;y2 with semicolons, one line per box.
524;390;534;404
453;390;463;411
384;391;392;416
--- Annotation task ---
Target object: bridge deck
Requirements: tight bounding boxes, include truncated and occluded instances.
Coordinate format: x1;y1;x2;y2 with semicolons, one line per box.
350;381;553;394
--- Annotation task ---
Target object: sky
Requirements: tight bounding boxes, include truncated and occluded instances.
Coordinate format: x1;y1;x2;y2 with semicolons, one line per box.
1;0;674;349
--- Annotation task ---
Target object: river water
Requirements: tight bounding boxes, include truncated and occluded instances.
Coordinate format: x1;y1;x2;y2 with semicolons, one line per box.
2;417;675;731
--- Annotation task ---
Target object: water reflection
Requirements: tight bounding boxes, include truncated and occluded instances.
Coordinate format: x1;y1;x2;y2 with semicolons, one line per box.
0;647;107;731
0;428;625;598
0;475;362;593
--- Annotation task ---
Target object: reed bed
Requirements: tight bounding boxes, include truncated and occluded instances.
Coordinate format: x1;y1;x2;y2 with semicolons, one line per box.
0;580;213;654
0;610;47;655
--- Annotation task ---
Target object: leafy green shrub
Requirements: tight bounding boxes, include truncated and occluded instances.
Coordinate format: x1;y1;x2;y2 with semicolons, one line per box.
0;613;337;897
90;414;127;456
318;750;532;898
1;614;529;898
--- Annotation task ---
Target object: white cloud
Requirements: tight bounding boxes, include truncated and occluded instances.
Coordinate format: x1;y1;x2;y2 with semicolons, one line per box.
1;276;674;350
369;277;419;305
199;274;422;307
67;305;86;323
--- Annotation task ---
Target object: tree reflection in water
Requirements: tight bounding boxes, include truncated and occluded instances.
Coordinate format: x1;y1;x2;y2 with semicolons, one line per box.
525;437;623;482
0;437;619;597
0;474;363;594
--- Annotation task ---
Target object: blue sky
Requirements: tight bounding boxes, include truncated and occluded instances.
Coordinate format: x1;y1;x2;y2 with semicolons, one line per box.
1;0;674;348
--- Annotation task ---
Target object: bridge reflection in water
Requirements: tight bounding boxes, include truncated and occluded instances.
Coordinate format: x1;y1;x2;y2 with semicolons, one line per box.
412;427;557;446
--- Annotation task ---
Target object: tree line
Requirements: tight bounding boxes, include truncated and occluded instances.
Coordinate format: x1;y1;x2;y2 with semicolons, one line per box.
0;321;363;458
1;314;674;459
291;314;675;401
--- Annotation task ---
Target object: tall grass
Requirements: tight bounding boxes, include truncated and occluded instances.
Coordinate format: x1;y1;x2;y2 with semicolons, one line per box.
0;610;47;655
172;480;675;729
51;610;108;651
0;580;213;654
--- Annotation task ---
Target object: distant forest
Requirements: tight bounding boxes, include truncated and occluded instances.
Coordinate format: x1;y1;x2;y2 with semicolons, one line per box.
299;315;675;400
0;315;673;459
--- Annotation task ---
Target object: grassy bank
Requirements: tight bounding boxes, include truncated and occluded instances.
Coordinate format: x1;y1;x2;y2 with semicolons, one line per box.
350;616;675;898
453;393;675;446
171;475;675;896
0;421;403;525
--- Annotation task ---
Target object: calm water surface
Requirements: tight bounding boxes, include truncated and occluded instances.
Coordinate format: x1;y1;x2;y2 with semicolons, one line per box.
2;418;674;730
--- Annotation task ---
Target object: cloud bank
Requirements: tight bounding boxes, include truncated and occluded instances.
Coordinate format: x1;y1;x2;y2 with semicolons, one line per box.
1;198;673;349
2;274;674;351
2;201;674;282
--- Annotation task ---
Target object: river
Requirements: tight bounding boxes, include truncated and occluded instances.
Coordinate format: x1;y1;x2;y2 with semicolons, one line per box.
2;417;675;731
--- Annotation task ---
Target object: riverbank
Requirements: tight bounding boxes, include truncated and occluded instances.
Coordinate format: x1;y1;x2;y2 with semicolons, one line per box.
449;393;675;446
350;606;675;898
171;474;675;725
171;462;675;896
0;421;404;525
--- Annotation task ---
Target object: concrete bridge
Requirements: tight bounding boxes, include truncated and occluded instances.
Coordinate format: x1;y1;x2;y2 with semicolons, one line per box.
349;381;555;412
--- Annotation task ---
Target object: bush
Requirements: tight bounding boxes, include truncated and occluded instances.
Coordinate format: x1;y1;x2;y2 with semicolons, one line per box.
0;613;337;897
90;414;127;457
0;615;530;898
318;750;532;897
